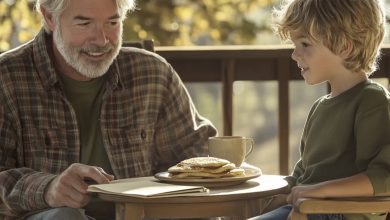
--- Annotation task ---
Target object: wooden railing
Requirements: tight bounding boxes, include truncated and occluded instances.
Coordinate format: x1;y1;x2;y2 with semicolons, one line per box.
156;45;390;175
1;45;389;175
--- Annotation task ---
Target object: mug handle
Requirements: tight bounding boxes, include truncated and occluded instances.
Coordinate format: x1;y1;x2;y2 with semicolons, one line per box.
245;138;254;158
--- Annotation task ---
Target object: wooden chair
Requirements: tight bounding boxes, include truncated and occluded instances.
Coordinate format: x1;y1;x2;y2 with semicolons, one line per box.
291;197;390;220
122;39;155;52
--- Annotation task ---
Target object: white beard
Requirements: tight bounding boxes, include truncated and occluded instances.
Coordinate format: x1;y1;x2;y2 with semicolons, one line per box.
53;25;122;78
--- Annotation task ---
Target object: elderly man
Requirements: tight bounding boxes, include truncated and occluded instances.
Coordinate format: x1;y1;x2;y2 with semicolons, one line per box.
0;0;217;219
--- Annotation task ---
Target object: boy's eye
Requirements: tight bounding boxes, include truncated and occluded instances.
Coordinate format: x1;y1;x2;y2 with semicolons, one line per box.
302;42;310;47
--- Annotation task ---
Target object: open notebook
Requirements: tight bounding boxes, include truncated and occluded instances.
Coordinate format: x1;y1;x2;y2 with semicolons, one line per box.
87;178;209;198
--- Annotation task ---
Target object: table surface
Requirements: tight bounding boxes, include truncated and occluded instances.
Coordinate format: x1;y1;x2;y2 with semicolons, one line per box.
96;174;289;203
94;174;289;220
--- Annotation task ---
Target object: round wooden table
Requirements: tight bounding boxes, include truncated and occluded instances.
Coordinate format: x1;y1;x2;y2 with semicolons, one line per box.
96;175;289;220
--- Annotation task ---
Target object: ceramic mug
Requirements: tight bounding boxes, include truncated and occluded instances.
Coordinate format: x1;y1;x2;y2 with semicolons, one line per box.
208;136;254;167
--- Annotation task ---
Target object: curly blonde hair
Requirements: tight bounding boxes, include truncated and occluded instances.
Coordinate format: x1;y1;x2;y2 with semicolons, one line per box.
274;0;386;75
36;0;136;33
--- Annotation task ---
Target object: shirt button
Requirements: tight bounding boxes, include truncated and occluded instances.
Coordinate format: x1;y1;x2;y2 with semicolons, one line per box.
141;130;147;139
45;135;51;146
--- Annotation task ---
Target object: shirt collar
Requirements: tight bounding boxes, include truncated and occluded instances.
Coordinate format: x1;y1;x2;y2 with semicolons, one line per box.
105;59;124;91
32;28;58;90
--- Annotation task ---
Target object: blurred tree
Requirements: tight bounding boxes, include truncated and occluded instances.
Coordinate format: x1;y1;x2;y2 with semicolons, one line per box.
0;0;40;51
125;0;280;46
0;0;279;50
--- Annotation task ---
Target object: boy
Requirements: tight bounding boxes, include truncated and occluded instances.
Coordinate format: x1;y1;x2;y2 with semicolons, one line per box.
250;0;390;219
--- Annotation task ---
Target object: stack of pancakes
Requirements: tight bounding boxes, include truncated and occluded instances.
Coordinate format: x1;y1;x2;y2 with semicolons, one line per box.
168;156;245;178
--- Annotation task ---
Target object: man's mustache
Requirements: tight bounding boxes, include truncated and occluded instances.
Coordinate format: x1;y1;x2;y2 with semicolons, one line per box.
80;45;115;54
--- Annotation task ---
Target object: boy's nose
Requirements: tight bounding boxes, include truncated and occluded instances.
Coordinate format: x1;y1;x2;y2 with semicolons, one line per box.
291;49;299;62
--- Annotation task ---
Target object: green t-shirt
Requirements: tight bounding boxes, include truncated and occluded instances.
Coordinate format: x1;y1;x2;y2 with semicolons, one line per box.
58;74;115;218
288;80;390;220
58;74;113;175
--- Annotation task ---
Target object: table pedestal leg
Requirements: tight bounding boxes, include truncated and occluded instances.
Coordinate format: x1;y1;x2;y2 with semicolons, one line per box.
116;203;145;220
114;197;279;220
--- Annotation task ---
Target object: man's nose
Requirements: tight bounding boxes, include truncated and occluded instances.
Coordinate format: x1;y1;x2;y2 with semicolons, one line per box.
92;26;109;46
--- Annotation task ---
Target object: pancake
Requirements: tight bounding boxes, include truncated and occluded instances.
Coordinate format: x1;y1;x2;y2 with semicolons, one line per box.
169;167;245;178
168;162;236;174
167;156;245;179
178;156;231;168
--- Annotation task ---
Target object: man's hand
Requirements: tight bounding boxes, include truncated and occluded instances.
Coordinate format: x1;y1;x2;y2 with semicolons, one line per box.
44;163;114;208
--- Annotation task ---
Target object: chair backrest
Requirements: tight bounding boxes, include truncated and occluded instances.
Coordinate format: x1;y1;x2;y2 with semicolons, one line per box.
294;197;390;220
122;39;155;52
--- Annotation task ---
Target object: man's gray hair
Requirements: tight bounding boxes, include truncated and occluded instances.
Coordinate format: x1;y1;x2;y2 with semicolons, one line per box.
35;0;136;33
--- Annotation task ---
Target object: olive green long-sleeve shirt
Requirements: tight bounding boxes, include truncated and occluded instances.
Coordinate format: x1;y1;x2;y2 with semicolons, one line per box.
288;80;390;220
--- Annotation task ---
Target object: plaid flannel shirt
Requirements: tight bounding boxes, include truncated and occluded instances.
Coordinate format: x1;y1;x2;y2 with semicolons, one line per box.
0;29;217;219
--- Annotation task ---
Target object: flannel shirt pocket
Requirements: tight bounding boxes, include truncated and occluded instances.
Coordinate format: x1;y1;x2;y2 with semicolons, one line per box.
22;126;76;173
106;123;155;177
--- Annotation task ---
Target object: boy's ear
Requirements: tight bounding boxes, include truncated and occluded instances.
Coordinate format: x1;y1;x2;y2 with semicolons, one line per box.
40;6;56;32
340;41;353;59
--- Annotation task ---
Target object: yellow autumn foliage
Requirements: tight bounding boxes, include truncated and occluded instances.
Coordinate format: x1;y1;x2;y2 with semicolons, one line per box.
0;0;288;50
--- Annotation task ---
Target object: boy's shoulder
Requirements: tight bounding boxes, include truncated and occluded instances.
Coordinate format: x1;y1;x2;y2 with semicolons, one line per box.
357;80;390;110
360;81;389;99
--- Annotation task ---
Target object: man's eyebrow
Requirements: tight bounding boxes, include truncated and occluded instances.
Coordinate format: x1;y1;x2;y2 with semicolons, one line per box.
74;15;91;21
73;14;121;21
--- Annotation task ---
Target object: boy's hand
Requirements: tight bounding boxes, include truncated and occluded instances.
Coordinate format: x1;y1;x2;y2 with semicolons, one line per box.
287;173;374;205
44;163;114;208
287;184;324;205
